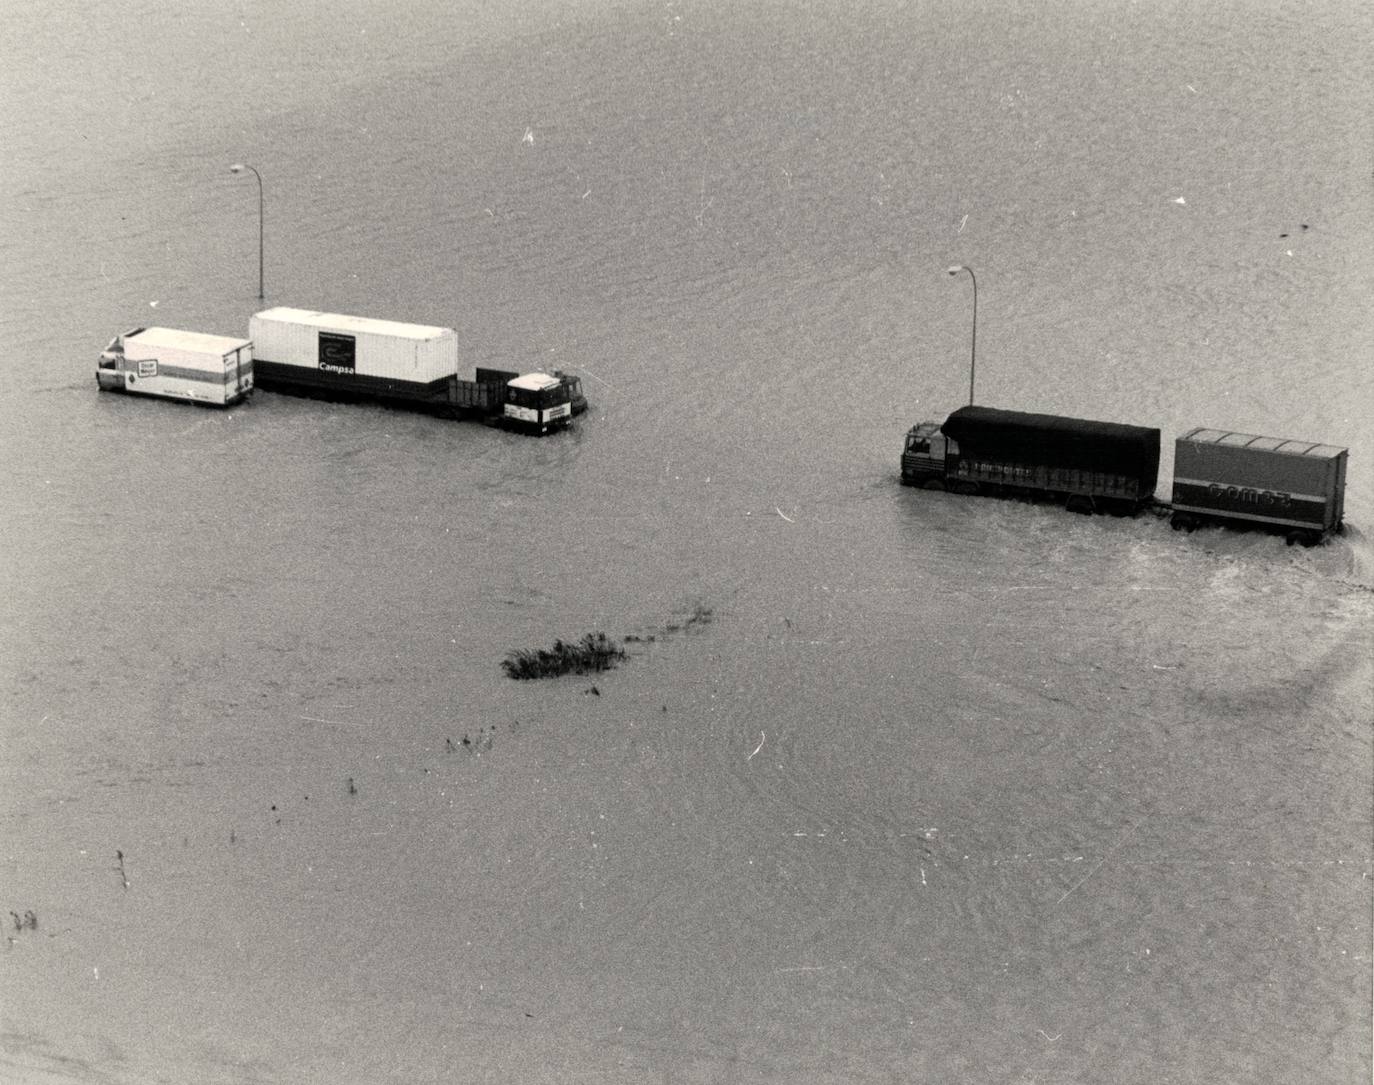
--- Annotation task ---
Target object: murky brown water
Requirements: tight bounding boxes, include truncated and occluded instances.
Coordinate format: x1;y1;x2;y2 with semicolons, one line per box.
2;1;1371;1081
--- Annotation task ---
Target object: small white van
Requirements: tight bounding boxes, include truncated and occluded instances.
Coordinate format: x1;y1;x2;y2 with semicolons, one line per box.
98;327;253;406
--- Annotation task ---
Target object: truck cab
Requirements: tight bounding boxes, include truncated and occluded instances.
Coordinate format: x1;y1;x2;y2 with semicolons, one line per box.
901;421;957;487
96;328;146;390
552;371;587;415
504;372;573;434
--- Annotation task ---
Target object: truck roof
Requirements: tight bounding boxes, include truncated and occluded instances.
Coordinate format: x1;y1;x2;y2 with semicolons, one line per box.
507;372;562;391
1178;427;1347;460
252;307;454;341
128;327;251;355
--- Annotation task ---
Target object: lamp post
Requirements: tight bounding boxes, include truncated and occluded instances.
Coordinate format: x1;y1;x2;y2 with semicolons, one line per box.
946;264;976;405
229;163;264;299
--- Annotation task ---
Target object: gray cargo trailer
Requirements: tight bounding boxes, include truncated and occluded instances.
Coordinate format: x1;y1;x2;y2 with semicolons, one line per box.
1170;427;1347;545
902;405;1161;514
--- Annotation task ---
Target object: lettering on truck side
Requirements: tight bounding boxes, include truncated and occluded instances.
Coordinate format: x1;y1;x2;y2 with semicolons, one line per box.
959;460;1035;481
318;332;357;374
1206;483;1292;508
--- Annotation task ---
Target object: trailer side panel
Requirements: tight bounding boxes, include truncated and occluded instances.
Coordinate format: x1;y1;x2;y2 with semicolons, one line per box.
942;406;1161;500
250;307;459;403
1172;428;1347;533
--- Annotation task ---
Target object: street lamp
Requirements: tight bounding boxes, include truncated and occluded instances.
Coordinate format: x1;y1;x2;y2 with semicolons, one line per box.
947;264;976;405
229;163;264;299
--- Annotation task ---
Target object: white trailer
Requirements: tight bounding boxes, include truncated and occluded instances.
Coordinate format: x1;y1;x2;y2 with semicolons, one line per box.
249;307;459;398
97;327;253;406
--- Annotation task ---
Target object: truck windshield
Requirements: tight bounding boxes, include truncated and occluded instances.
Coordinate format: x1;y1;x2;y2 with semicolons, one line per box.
508;385;567;410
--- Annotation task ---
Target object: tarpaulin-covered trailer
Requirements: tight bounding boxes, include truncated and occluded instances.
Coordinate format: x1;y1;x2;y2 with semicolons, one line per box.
908;405;1161;510
96;327;253;406
1171;427;1347;544
941;406;1161;483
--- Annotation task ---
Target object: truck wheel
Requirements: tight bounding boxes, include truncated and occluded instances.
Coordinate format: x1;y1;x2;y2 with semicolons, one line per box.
1286;530;1321;548
954;481;978;496
922;479;947;492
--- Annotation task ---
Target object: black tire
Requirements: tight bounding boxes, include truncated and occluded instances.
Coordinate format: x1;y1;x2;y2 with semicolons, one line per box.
922;479;947;492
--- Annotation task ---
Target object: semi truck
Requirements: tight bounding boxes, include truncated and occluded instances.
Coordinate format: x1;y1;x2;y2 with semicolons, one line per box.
248;307;580;434
1169;427;1348;546
901;405;1161;514
97;327;253;406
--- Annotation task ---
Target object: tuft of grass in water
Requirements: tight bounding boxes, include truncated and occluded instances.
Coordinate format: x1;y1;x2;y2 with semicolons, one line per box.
502;632;626;680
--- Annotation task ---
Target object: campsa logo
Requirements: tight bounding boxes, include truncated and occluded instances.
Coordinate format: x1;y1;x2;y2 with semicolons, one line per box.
318;332;356;374
1208;482;1292;507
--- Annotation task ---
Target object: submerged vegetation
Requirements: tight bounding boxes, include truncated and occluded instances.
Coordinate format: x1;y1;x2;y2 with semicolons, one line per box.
501;632;626;680
502;601;715;681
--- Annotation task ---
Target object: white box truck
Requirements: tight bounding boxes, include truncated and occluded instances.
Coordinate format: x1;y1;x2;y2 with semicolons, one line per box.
97;327;253;406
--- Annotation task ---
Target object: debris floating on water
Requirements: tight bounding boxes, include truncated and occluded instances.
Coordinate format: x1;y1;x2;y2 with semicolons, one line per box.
501;632;626;680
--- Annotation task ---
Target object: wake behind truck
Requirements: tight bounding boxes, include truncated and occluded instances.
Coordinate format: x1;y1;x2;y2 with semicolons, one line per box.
901;405;1161;514
248;307;582;434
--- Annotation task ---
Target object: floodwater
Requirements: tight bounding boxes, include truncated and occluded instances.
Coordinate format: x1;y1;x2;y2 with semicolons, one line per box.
2;1;1372;1082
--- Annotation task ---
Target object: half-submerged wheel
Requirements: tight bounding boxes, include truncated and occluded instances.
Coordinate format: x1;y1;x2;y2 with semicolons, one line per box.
953;481;978;496
1286;529;1322;548
922;478;947;492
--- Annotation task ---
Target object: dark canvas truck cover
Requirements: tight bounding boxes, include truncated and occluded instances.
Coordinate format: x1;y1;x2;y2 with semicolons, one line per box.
1172;428;1347;531
942;406;1161;491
